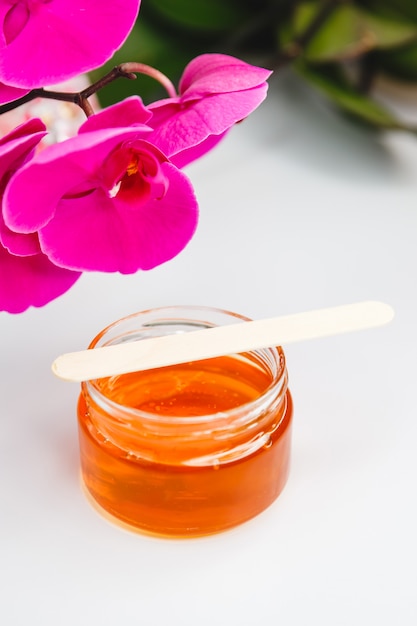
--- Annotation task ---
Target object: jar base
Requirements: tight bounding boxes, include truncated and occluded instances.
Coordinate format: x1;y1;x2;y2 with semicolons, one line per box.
79;390;293;537
80;470;291;539
78;392;293;538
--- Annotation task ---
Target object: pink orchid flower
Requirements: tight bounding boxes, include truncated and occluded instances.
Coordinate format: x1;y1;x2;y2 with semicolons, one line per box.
0;0;141;90
147;54;272;167
0;118;81;313
3;98;199;274
0;81;29;105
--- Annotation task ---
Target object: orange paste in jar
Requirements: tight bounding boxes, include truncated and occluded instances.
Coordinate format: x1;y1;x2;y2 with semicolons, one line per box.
77;351;292;537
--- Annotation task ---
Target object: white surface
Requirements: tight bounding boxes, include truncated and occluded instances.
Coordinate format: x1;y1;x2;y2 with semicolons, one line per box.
1;71;417;624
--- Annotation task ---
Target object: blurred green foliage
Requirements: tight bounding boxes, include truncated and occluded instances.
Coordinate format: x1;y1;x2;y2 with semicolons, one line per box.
94;0;417;130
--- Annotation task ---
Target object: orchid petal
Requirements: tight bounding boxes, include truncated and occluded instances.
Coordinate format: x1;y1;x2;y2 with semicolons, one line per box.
0;114;80;313
5;116;198;274
0;117;46;146
147;54;271;163
79;96;152;134
38;162;198;273
3;126;143;232
0;0;141;88
0;120;46;184
148;85;268;160
179;54;272;98
0;81;29;104
0;118;47;256
170;131;229;169
0;242;80;313
3;1;30;44
0;213;41;255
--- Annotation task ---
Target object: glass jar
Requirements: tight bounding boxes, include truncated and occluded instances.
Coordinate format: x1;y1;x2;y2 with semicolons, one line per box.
77;306;293;537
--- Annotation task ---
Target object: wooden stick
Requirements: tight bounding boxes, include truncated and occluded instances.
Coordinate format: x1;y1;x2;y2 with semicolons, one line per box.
52;301;394;382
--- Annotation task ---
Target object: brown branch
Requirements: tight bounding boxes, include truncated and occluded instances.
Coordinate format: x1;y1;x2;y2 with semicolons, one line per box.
0;63;168;118
0;89;46;114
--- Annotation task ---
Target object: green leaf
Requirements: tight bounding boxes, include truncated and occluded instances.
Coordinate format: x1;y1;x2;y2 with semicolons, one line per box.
144;0;246;33
295;3;367;62
377;42;417;80
297;62;405;129
361;11;417;49
361;0;417;24
293;2;417;62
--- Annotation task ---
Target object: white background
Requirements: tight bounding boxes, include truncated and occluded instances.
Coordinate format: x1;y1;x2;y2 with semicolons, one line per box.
1;71;417;624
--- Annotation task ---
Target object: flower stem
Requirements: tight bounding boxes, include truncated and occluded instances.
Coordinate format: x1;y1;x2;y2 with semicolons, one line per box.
119;63;177;99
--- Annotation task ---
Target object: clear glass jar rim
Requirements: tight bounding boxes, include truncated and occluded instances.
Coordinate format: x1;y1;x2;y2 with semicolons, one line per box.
83;305;288;426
